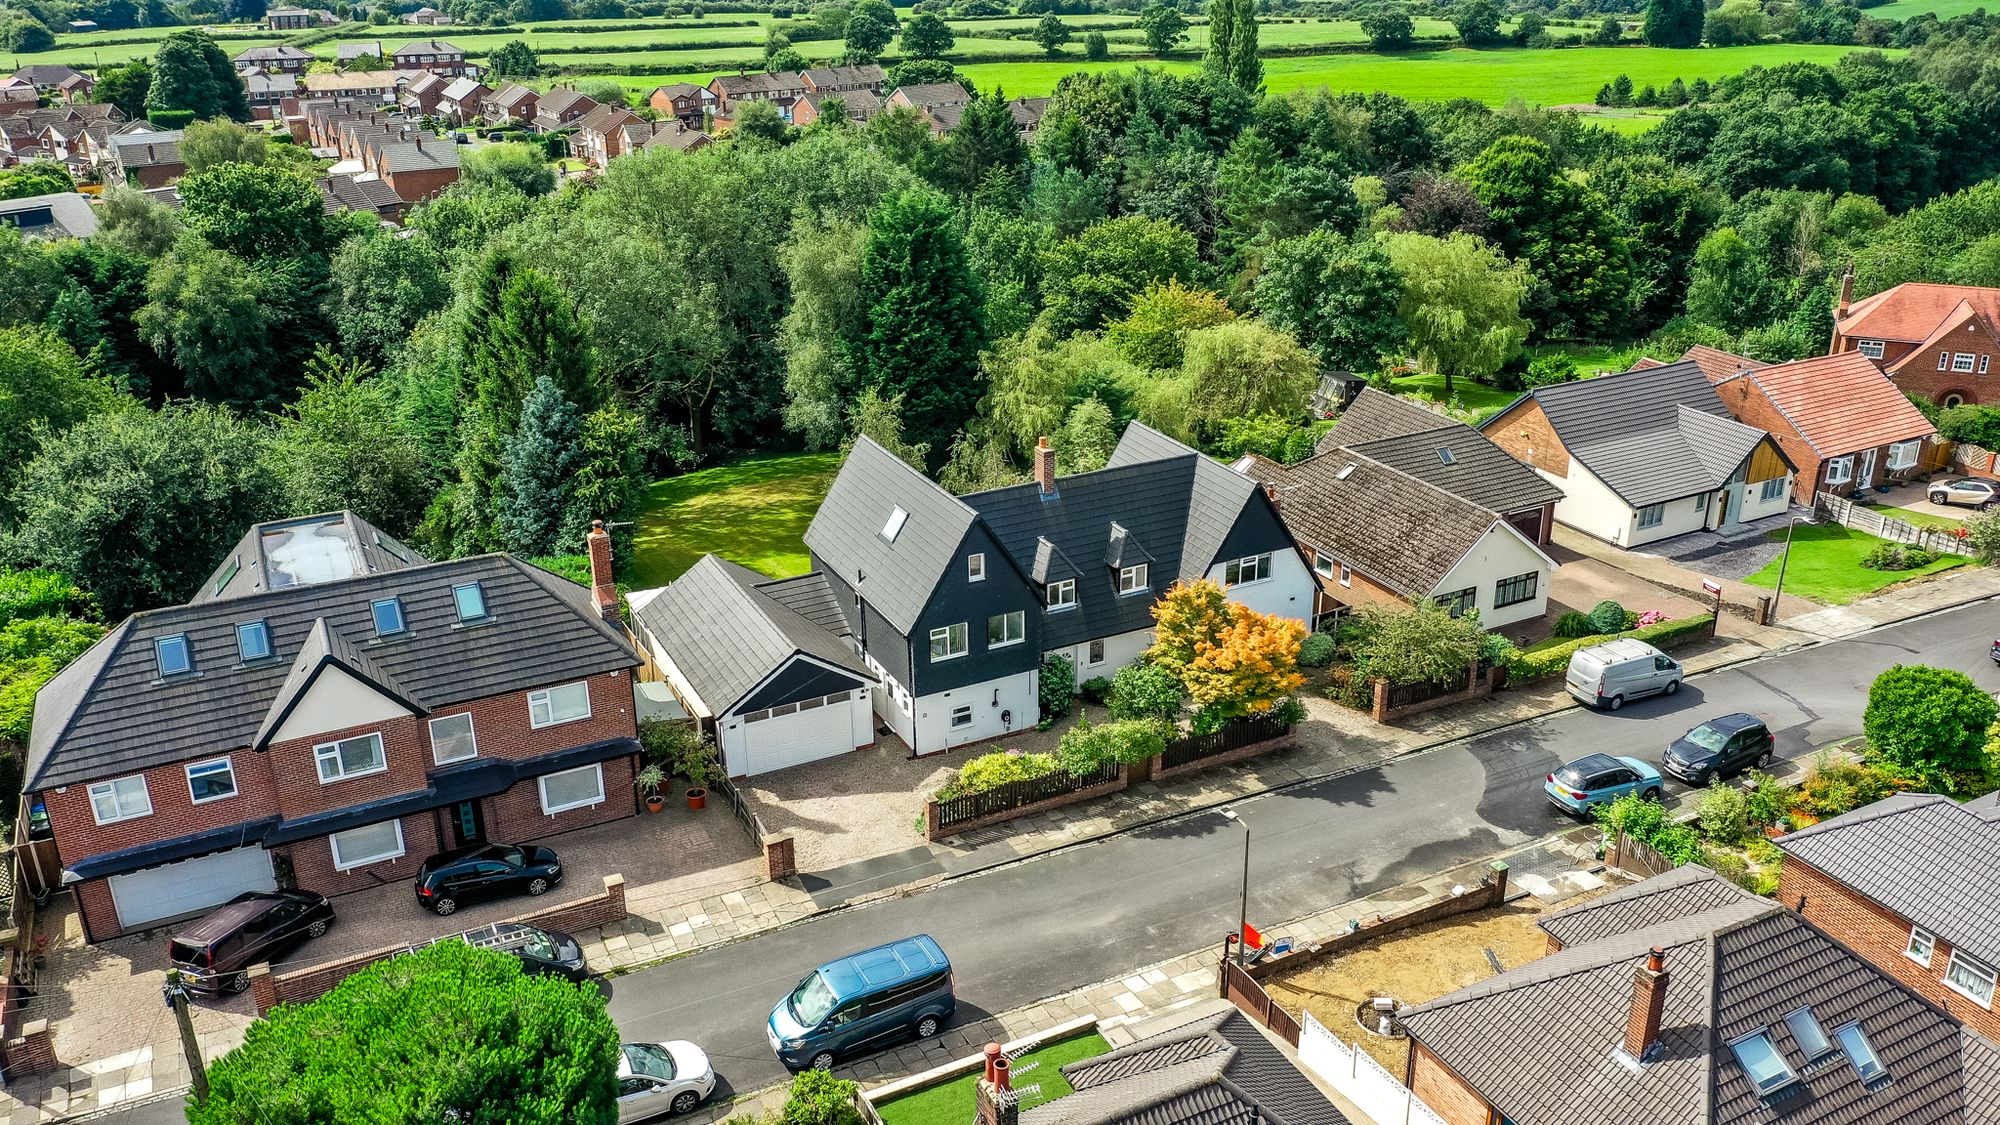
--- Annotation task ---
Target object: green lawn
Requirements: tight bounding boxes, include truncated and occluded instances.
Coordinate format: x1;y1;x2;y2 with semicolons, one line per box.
629;451;840;588
877;1032;1111;1125
1866;0;1994;18
1861;503;1964;532
1741;523;1965;605
1388;373;1520;423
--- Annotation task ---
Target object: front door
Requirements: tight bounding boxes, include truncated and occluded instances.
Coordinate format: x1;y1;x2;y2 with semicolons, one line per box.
1722;484;1741;526
453;799;485;847
1858;447;1878;490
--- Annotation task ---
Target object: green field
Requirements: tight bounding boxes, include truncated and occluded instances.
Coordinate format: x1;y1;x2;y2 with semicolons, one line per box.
630;452;840;587
877;1032;1111;1125
1865;0;1994;18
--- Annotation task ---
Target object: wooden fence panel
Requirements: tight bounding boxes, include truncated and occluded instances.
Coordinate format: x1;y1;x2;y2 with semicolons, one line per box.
1160;715;1288;771
1813;491;1965;556
933;760;1122;834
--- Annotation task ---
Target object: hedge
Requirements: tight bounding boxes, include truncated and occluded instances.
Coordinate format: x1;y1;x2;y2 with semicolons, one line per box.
1506;614;1714;682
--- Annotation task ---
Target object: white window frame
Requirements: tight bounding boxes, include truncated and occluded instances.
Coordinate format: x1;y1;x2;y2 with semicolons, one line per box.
1338;562;1351;587
1857;339;1884;360
1905;925;1936;966
1823;456;1854;485
528;681;592;728
537;763;606;814
1939;351;1951;371
1313;554;1334;578
1224;553;1271;586
1637;503;1665;529
314;732;387;783
1727;1029;1798;1096
428;712;478;764
1983;355;1992;375
1760;477;1785;502
986;610;1024;648
1118;563;1149;595
329;819;405;870
929;622;969;662
949;704;972;729
1945;950;1996;1008
1954;352;1977;373
185;758;237;804
88;776;152;824
1047;579;1076;610
155;633;193;677
967;553;985;581
1886;440;1921;471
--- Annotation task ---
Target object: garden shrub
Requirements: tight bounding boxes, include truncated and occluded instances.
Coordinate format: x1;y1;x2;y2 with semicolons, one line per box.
1298;632;1336;668
1325;665;1374;710
1704;847;1755;892
1108;660;1185;722
1621;610;1641;629
1039;654;1077;720
1552;610;1595;639
1863;664;1997;791
1346;598;1481;686
1478;630;1517;669
1697;782;1750;845
1506;615;1713;681
1587;599;1627;635
938;750;1060;800
1861;543;1938;570
1594;792;1703;864
1055;716;1171;775
1797;752;1903;818
1079;676;1113;705
1270;695;1307;727
1742;770;1793;827
1745;836;1782;865
782;1070;862;1125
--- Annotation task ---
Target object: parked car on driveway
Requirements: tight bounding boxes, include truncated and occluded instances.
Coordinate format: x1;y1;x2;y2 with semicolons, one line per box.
170;890;334;994
1928;478;1999;510
415;842;561;915
1663;713;1774;786
1565;639;1682;711
432;921;589;981
616;1041;716;1122
1545;753;1663;817
768;935;954;1071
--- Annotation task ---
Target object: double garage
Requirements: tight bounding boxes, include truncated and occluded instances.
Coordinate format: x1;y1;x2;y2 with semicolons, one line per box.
107;845;277;930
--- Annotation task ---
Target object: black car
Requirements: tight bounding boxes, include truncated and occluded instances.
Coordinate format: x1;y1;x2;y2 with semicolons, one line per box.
452;921;590;982
1663;713;1774;786
170;890;336;994
415;842;562;916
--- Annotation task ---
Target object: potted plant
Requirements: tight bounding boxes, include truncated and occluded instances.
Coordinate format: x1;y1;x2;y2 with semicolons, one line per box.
674;738;720;811
634;764;668;814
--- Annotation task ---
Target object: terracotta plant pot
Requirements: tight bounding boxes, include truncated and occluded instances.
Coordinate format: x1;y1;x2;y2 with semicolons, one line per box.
686;787;707;811
645;796;665;814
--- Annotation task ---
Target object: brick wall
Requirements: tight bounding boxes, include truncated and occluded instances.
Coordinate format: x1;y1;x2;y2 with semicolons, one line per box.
1891;320;2000;405
1714;377;1825;505
381;164;459;203
1406;1041;1494;1125
1777;857;2000;1041
279;808;446;897
484;753;636;844
44;744;285;861
1483;401;1570;479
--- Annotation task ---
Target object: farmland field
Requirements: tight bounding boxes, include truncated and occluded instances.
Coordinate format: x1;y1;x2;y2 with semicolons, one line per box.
1864;0;1993;18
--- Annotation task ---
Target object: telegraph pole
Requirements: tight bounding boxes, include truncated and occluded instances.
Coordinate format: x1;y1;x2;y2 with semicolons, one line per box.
163;970;210;1103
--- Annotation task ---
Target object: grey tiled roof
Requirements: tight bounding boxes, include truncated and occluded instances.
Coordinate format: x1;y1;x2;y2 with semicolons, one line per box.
1323;388;1564;515
1401;871;1992;1125
27;531;637;790
534;86;594;122
317;171;402;214
1485;361;1782;507
440;77;485;101
1538;863;1752;948
198;511;422;602
0;192;97;239
234;45;312;62
1023;1007;1348;1125
760;573;852;639
803;437;979;636
1105;423;1267;587
630;555;871;715
251;617;427;749
373;136;459;172
801;64;883;88
488;82;536;109
392;38;462;56
1775;792;2000;966
336;41;383;60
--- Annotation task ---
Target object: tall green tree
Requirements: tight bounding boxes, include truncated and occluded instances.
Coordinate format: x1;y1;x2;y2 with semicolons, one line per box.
1594;155;1722;330
1643;0;1703;47
940;90;1029;192
1253;229;1405;374
180;118;271;173
178;163;332;261
843;0;899;61
1139;3;1189;53
1451;0;1500;45
266;350;432;538
1683;226;1770;333
1205;0;1235;79
1039;215;1199;336
489;39;541;78
93;60;151;119
1179;320;1317;439
1226;0;1260;91
1381;230;1531;393
463;142;556;196
780;218;870;450
1035;14;1071;56
0;327;121;503
498;375;587;557
847;187;988;468
899;12;954;59
1361;6;1414;49
135;241;284;408
328;230;452;367
143;29;249;123
190;940;619;1125
1457;134;1635;339
1862;664;1998;792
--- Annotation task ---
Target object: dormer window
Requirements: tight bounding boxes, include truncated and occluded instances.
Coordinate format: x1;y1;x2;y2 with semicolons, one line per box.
1047;579;1076;610
882;506;908;542
155;634;193;677
235;620;272;662
372;596;406;636
1118;564;1149;595
452;581;488;622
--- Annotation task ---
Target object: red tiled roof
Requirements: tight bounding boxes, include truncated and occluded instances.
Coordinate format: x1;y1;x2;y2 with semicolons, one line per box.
1837;282;2000;343
1731;350;1935;458
1679;344;1765;384
1885;300;1982;376
1626;356;1665;370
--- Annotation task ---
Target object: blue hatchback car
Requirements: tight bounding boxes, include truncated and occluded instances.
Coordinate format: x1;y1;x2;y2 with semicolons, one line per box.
768;935;954;1071
1545;753;1664;816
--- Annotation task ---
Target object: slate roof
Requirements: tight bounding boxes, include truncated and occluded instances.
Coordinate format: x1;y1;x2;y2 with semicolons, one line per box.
1483;361;1786;507
27;512;637;790
373;135;459;173
803;437;980;637
1537;862;1753;948
245;72;299;97
1774;792;2000;967
1105;423;1271;588
800;64;883;89
1318;388;1562;515
114;136;182;168
650;82;706;102
233;45;312;63
14;64;86;89
573;102;639;136
631;555;871;716
317;171;402;214
628;119;708;151
336;41;383;60
1021;1006;1349;1125
802;88;881;121
1400;869;1998;1125
440;76;485;102
890;82;970;110
1713;350;1935;460
0;191;98;239
393;38;463;56
404;71;449;96
488;82;537;109
1836;282;2000;343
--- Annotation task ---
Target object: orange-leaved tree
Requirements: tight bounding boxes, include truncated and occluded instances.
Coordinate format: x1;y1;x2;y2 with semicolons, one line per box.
1146;578;1234;676
1149;579;1305;720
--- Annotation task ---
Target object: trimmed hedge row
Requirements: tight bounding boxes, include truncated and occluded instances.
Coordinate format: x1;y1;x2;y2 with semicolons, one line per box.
1506;614;1715;682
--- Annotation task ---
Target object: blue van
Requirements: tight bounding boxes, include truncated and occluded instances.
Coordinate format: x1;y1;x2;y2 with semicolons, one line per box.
767;935;954;1071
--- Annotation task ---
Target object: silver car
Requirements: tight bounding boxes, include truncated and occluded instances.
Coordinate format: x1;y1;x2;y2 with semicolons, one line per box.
1927;478;1999;510
616;1041;716;1123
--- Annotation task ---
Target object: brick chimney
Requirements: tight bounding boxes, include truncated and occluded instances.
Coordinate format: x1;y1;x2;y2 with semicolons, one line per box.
1262;481;1280;511
1837;263;1855;319
1035;436;1057;498
586;519;620;623
1623;946;1669;1063
975;1043;1016;1125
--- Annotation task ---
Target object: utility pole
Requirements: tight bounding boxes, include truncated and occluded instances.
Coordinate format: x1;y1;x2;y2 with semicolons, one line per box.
163;970;210;1104
1769;517;1800;625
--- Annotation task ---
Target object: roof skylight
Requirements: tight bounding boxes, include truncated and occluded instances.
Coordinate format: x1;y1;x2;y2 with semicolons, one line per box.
882;506;909;541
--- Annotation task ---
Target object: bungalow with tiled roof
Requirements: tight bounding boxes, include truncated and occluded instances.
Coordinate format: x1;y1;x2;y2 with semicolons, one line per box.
14;65;92;99
233;45;314;74
1708;349;1938;502
1831;270;2000;407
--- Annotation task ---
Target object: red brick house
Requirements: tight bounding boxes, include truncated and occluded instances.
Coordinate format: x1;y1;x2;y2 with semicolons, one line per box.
391;38;470;77
1830;273;2000;407
1702;347;1938;503
232;46;313;75
482;82;538;126
437;77;489;124
647;82;711;126
1775;792;2000;1045
24;512;642;942
399;71;450;117
531;86;598;133
570;102;641;168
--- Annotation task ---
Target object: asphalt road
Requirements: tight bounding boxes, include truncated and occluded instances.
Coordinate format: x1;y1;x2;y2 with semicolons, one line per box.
99;600;2000;1122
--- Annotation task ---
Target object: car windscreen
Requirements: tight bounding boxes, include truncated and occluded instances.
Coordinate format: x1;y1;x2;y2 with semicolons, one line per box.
516;927;555;960
169;939;208;967
1682;725;1729;751
497;845;524;866
790;971;837;1026
623;1043;677;1081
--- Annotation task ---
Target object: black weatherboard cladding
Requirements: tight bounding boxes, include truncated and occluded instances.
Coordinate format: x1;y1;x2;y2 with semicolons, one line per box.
904;522;1039;698
740;660;867;713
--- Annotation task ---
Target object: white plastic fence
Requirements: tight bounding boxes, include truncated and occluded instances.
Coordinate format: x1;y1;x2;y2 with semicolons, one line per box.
1296;1011;1447;1125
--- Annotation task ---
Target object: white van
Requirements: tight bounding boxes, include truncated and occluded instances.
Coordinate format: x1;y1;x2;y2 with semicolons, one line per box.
1565;638;1682;711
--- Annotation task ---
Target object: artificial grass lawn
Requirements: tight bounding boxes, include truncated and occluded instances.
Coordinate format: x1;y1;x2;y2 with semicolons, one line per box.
629;451;840;588
1388;372;1519;422
876;1031;1111;1125
1741;522;1965;605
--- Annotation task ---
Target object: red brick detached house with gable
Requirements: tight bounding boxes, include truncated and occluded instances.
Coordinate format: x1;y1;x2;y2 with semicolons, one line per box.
1702;347;1938;503
1829;273;2000;406
1775;792;2000;1045
26;512;642;942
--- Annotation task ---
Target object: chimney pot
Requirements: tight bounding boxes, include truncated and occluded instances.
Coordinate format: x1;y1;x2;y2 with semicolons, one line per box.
976;1044;1017;1125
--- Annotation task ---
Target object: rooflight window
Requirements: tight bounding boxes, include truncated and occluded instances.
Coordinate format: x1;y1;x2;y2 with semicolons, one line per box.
1833;1023;1886;1083
1729;1031;1797;1096
451;581;488;622
1784;1007;1832;1060
372;597;406;636
235;620;272;663
1436;447;1455;465
1334;462;1355;480
155;634;193;678
882;506;909;542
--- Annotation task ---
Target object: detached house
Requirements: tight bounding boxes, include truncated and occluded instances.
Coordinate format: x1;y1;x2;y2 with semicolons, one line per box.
1481;360;1795;549
570;103;641;167
482;82;538;125
531;86;598;133
1705;348;1938;502
1830;273;2000;407
1400;865;2000;1125
26;512;642;942
647;81;711;126
232;45;313;75
391;38;469;77
436;76;489;123
709;70;806;123
14;65;92;100
1775;792;2000;1044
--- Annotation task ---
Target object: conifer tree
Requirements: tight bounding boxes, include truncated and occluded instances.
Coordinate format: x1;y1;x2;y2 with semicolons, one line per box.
1229;0;1261;92
498;376;587;557
1204;0;1235;79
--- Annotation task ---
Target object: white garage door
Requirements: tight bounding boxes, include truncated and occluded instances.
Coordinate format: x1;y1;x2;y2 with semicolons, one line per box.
739;693;859;775
109;846;277;929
